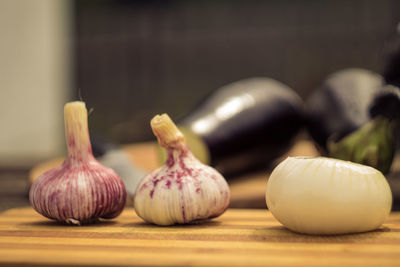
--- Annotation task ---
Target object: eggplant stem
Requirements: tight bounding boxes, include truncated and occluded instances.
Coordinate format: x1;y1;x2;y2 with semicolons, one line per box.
328;116;395;174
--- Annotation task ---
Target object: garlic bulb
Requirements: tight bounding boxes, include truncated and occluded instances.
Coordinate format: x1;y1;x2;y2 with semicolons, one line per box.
134;114;230;225
29;101;127;225
266;157;392;235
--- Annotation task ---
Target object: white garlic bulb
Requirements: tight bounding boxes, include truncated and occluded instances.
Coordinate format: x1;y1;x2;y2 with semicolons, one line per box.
134;114;230;226
266;157;392;235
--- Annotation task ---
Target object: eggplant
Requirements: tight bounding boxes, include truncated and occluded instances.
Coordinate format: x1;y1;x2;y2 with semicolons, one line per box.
370;86;400;125
306;68;397;173
380;36;400;149
175;77;304;177
383;27;400;89
381;27;400;123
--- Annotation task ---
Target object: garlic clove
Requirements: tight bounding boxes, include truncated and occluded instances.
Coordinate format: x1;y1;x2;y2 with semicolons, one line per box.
134;114;230;226
29;101;127;225
266;157;392;235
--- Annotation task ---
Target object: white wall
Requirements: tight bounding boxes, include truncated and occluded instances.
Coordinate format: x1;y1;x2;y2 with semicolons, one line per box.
0;0;71;167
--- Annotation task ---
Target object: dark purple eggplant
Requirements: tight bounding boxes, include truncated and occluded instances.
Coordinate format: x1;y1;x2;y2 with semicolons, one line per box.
370;86;400;124
381;25;400;123
383;25;400;89
176;77;304;176
306;68;396;173
380;33;400;149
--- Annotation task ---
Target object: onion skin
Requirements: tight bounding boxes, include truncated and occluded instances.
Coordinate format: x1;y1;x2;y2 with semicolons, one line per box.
29;102;127;225
266;157;392;235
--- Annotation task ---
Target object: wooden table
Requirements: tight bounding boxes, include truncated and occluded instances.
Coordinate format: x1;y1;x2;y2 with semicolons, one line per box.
0;207;399;266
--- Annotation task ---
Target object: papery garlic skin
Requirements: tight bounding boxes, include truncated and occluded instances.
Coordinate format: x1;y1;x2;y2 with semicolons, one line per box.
30;160;126;224
266;157;392;235
29;102;126;225
134;114;230;226
135;148;230;225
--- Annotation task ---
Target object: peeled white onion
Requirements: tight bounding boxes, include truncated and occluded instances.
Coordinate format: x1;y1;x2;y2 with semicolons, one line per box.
266;157;392;235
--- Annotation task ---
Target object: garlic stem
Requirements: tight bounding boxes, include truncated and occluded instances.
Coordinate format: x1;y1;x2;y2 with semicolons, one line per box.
64;101;93;163
151;114;185;148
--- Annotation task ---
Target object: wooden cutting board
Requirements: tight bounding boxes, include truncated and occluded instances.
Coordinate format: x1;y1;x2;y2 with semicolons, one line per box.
0;207;399;266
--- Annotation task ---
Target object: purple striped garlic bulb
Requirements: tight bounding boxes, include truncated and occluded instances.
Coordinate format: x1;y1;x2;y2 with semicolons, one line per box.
134;114;230;225
29;101;126;225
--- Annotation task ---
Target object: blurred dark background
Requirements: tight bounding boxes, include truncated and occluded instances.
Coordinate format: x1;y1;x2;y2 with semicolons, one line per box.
1;0;400;212
75;0;400;143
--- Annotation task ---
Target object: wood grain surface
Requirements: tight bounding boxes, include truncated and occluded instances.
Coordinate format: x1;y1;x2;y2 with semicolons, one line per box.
0;207;399;267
